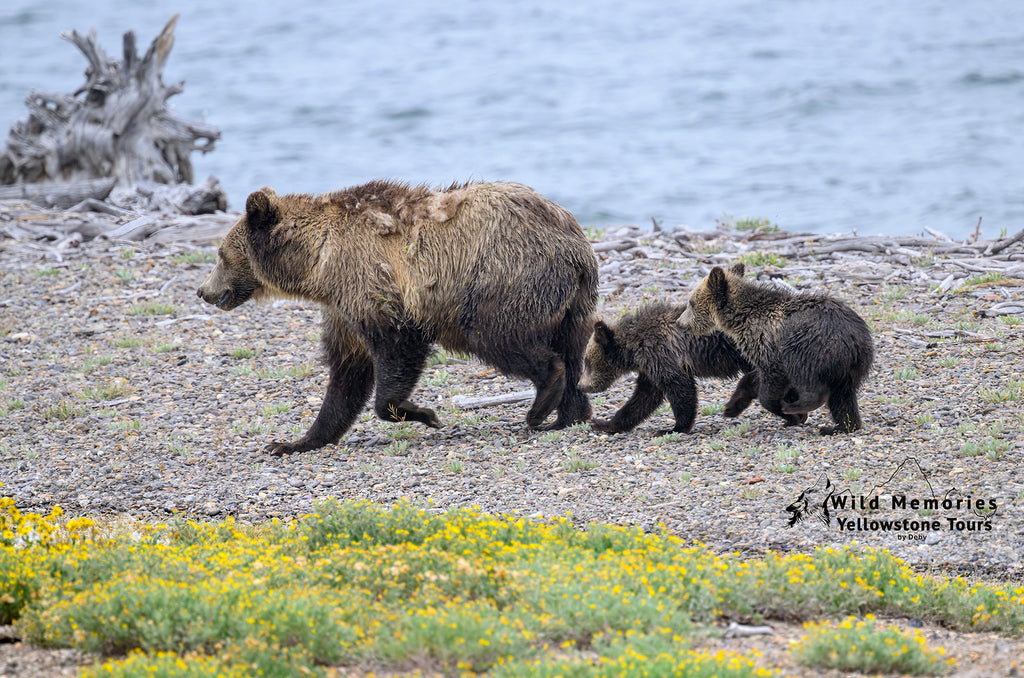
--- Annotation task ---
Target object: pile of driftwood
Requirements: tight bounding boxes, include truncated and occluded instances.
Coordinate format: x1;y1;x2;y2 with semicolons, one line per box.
0;15;225;216
0;198;235;253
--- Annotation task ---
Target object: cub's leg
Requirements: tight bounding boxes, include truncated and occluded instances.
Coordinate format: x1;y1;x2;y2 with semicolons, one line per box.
781;386;829;415
655;368;699;434
590;373;664;434
723;371;759;417
820;378;863;435
757;368;807;427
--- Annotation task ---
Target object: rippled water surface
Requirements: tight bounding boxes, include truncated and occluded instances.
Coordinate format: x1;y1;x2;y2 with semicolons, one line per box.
2;1;1023;236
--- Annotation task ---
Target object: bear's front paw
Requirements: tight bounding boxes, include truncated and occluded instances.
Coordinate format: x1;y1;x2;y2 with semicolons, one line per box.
396;401;442;428
265;439;316;456
589;418;621;434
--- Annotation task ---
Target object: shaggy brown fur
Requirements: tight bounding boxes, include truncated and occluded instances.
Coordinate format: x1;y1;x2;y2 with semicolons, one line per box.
578;303;757;434
198;180;598;454
677;263;874;435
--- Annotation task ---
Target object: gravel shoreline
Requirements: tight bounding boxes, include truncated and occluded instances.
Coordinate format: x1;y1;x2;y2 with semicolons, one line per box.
1;202;1023;676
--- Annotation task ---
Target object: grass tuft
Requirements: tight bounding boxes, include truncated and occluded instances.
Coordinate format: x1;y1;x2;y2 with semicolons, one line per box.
127;302;177;316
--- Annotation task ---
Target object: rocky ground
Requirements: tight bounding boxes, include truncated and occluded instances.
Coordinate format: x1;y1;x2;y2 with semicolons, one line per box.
1;201;1023;676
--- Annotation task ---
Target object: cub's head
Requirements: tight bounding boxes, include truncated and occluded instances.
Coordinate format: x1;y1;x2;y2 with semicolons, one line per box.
578;320;627;392
677;262;745;334
196;189;279;311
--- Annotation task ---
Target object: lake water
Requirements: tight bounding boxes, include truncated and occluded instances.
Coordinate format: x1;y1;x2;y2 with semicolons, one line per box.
2;0;1024;237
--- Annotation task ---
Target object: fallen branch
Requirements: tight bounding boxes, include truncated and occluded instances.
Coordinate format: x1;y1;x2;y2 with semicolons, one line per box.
0;178;115;209
986;228;1024;256
451;390;534;410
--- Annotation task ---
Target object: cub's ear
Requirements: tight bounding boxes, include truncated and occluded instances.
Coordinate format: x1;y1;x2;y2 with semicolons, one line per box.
593;320;615;348
707;267;730;307
730;262;745;277
245;190;280;231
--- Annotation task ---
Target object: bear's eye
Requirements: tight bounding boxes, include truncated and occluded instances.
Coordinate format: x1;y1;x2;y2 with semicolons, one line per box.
688;298;695;309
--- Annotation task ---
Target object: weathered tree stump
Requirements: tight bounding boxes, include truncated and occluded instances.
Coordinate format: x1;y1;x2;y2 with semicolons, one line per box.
0;15;221;204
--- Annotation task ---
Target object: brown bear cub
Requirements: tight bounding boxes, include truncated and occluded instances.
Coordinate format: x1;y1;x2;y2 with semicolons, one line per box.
198;180;598;455
677;263;874;435
578;303;759;434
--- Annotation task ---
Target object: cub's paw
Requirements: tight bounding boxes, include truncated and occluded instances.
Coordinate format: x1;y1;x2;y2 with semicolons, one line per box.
723;402;745;418
654;427;690;437
783;413;808;427
819;424;859;436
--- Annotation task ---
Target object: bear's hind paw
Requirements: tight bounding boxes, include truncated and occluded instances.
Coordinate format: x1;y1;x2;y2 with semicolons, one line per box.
589;418;623;434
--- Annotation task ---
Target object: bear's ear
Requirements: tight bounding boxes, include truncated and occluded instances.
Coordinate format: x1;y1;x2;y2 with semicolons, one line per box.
245;190;280;231
593;320;615;349
707;267;730;307
730;262;745;277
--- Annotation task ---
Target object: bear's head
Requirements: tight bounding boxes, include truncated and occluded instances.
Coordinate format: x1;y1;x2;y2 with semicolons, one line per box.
197;189;284;311
677;262;745;335
578;320;627;392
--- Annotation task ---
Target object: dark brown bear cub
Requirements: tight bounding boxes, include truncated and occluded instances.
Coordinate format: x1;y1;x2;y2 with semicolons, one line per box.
677;263;873;435
578;302;758;434
198;181;598;455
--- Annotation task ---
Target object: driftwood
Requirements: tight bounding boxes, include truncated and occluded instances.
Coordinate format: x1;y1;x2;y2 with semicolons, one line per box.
0;178;115;209
0;15;220;195
451;390;535;410
987;228;1024;256
724;622;775;638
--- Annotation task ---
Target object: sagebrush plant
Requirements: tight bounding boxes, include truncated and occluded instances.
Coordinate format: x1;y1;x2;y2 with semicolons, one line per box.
792;614;953;675
719;215;779;234
2;494;1022;678
39;400;84;421
739;250;787;268
562;451;599;472
79;380;134;402
699;402;724;416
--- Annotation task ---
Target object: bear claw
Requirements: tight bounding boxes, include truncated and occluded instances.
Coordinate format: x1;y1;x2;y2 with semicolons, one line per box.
265;440;315;456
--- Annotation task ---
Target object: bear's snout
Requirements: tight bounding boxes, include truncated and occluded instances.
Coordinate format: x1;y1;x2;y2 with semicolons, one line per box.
196;285;231;308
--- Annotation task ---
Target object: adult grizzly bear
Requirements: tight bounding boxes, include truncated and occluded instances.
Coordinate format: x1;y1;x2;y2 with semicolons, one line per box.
198;180;599;455
578;302;758;434
677;263;873;435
